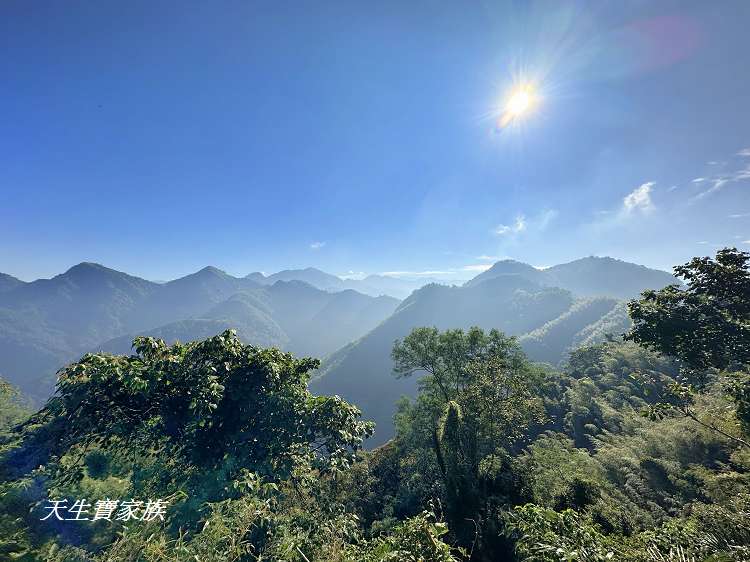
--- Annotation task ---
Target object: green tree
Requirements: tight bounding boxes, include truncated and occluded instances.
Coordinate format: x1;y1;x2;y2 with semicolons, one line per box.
625;247;750;371
625;248;750;447
19;330;373;489
392;327;545;557
1;330;376;559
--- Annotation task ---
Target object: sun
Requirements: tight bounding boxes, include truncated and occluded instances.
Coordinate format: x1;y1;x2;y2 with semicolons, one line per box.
495;83;539;129
505;84;536;119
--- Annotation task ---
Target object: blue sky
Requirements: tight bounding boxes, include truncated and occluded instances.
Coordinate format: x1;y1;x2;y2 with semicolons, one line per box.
2;1;749;282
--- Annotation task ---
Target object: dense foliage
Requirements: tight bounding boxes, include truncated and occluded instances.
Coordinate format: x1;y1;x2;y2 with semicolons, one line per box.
1;249;748;560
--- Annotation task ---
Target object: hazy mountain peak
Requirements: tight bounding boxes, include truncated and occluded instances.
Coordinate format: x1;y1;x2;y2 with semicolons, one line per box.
57;263;155;287
170;266;235;285
245;272;267;282
465;259;546;288
0;272;25;292
466;255;676;299
197;265;231;276
64;262;110;276
485;259;540;273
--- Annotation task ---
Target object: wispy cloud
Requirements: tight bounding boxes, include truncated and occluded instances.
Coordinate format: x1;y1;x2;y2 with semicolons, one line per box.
692;178;730;200
535;209;559;230
623;182;655;214
689;150;750;201
340;270;366;280
462;264;492;272
493;214;526;236
492;209;557;238
476;255;503;261
309;241;326;250
729;213;750;219
381;264;492;279
380;270;453;278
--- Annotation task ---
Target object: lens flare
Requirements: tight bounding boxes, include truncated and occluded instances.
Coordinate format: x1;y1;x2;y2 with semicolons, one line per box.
498;84;538;128
507;88;533;116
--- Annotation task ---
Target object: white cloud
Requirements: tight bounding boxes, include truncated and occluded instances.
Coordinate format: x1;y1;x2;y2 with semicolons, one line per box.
536;209;558;230
692;177;706;183
309;241;326;250
493;214;526;236
476;255;502;261
737;148;750;157
493;225;511;235
623;182;655;214
743;240;750;245
380;270;453;278
340;270;366;280
462;264;492;272
514;214;527;232
730;213;750;218
381;265;492;279
691;161;750;201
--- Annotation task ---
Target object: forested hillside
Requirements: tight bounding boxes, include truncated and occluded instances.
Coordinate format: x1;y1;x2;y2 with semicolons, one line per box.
1;248;747;561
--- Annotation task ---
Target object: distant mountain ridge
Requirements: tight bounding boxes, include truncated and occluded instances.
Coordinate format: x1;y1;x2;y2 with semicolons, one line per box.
0;263;398;402
0;273;25;293
245;268;455;299
466;256;676;298
0;255;677;416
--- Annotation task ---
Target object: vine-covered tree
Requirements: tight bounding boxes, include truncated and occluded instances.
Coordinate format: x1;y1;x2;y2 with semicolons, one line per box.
392;327;546;557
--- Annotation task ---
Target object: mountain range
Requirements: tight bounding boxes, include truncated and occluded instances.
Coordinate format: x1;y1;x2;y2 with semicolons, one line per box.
465;257;679;298
0;263;398;402
0;257;676;434
245;268;456;299
311;257;676;444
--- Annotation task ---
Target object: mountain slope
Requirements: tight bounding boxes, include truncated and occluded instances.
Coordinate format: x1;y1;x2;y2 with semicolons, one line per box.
130;266;263;331
0;263;159;350
101;283;399;361
0;263;160;400
100;292;290;355
0;273;25;293
311;275;578;445
518;297;619;363
543;257;677;298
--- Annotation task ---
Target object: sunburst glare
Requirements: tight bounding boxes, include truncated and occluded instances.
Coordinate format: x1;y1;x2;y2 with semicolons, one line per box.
498;83;538;128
